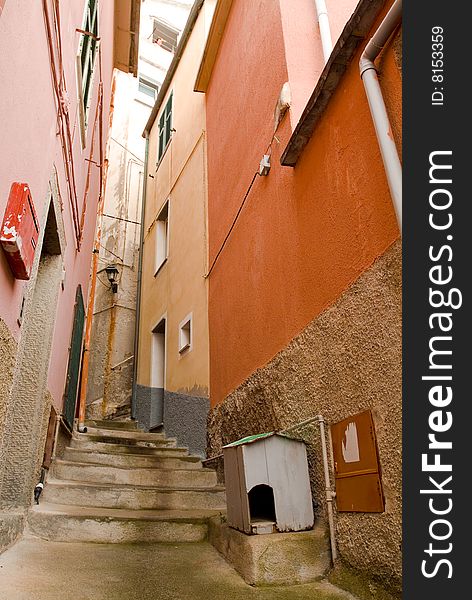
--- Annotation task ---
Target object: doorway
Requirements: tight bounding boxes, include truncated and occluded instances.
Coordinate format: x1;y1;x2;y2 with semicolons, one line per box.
150;317;166;429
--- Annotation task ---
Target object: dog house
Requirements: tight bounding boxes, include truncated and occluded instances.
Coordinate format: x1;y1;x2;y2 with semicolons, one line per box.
223;432;314;534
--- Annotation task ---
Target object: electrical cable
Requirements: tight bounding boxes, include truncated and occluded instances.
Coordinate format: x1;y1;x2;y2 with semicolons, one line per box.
204;172;259;279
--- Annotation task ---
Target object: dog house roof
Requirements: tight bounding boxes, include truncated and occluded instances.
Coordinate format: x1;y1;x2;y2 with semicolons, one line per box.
223;431;304;448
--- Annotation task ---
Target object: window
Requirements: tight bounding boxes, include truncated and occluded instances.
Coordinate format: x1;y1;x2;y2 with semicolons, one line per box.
154;200;169;274
77;0;99;147
138;76;159;102
158;93;173;162
152;18;179;53
179;315;192;354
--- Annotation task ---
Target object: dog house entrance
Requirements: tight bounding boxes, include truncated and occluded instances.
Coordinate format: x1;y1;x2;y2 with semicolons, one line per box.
248;484;276;534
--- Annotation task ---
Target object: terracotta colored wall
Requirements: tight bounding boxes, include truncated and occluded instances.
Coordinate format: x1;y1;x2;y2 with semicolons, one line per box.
0;0;114;410
206;0;401;406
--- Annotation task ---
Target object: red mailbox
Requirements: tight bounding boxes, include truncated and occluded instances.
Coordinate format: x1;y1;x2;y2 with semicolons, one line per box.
1;183;40;280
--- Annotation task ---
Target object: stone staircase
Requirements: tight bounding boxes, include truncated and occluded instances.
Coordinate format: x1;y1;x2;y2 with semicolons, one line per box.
27;420;226;544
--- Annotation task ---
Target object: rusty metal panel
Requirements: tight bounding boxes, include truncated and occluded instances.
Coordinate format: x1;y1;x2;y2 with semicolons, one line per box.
1;182;40;280
331;410;385;512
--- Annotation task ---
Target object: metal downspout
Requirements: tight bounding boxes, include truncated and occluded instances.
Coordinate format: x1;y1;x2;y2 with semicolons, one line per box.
131;131;150;419
359;0;403;231
314;0;333;64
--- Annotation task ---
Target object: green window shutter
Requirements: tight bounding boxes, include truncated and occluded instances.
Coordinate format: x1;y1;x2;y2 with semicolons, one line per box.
79;0;99;130
63;286;85;429
158;93;173;162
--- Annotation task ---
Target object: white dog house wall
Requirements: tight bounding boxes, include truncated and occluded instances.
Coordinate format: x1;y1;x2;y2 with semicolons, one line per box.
223;432;314;535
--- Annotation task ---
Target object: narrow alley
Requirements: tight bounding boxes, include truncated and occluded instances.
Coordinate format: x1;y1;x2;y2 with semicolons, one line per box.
1;1;402;599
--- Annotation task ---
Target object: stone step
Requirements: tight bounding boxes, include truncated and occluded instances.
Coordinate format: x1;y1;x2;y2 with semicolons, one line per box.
51;460;218;488
74;429;169;444
69;438;185;455
84;419;139;431
63;447;202;470
42;479;227;511
28;504;221;543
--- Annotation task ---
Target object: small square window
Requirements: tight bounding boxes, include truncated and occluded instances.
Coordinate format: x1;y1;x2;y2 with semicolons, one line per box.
138;76;159;105
179;315;192;354
155;200;169;274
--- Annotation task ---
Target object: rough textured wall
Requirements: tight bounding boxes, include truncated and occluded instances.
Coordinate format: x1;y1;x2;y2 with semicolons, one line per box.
0;318;17;442
164;391;209;458
208;241;402;593
0;252;62;508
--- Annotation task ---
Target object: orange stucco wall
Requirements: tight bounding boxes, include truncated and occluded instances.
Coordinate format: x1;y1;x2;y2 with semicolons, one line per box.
206;0;401;406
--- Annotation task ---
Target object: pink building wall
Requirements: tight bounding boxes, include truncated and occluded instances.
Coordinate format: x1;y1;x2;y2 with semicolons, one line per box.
0;0;114;409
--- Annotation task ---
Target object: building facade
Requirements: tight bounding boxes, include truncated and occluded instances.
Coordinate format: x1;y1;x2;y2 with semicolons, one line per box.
200;0;402;593
0;0;139;551
85;0;193;421
135;0;216;456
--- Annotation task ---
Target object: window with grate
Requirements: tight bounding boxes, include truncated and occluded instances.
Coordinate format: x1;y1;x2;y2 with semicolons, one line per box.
77;0;99;147
152;18;179;53
158;93;173;162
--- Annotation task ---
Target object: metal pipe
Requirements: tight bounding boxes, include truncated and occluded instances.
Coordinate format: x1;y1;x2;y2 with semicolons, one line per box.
318;415;338;563
359;0;402;231
51;414;61;460
77;62;114;432
314;0;333;64
131;131;150;419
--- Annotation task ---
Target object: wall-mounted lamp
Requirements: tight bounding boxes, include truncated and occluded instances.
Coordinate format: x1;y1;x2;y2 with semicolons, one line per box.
105;264;119;293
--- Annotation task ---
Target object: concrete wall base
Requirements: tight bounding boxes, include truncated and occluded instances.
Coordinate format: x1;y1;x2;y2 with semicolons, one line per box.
163;391;209;458
135;384;164;430
209;515;330;586
135;386;209;457
0;510;26;555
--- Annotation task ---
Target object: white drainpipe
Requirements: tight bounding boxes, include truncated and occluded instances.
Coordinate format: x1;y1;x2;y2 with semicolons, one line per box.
281;414;338;564
315;0;333;64
359;0;403;231
318;415;338;563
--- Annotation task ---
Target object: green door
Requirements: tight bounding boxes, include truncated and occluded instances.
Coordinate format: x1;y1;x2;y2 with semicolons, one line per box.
63;286;85;429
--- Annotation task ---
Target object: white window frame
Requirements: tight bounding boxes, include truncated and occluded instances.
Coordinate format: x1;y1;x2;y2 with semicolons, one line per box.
154;199;169;275
178;313;192;354
137;75;159;107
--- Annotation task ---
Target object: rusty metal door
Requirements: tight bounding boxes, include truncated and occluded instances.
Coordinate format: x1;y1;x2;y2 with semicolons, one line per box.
63;286;85;429
331;410;385;512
